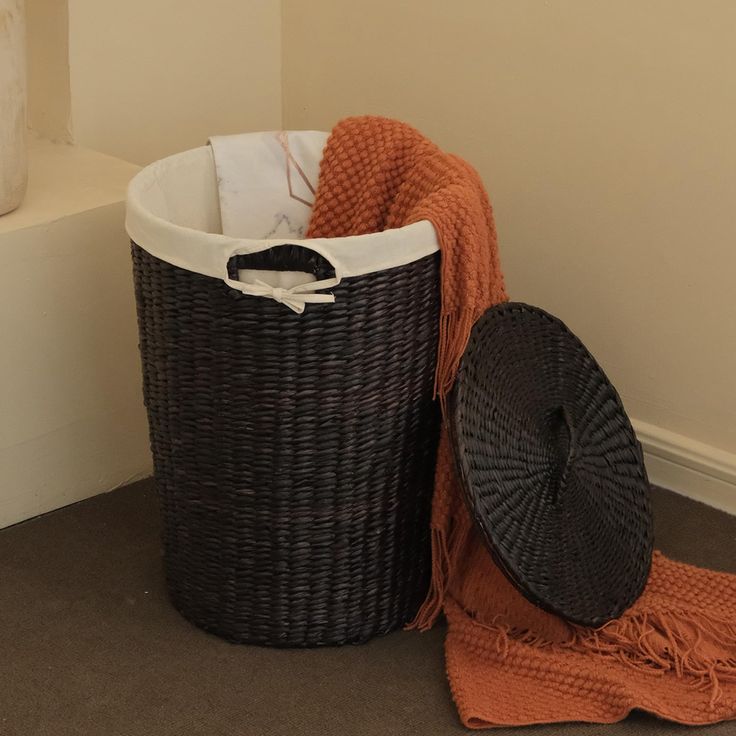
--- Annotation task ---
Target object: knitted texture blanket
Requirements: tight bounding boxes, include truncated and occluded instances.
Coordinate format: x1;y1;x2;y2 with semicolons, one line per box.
306;116;736;728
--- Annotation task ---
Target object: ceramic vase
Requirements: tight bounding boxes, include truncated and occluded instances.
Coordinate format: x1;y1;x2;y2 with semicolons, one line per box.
0;0;27;216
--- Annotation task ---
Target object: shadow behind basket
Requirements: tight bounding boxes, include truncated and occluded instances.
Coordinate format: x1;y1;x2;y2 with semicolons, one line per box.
129;137;441;646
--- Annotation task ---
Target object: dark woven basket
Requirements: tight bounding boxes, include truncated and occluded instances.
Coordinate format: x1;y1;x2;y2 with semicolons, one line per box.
132;243;441;647
450;302;653;627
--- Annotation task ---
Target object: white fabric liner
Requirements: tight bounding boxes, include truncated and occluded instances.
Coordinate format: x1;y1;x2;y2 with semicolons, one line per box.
125;131;439;313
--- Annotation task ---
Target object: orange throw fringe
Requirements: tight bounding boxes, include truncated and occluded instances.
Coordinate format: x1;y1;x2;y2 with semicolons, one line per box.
307;116;736;728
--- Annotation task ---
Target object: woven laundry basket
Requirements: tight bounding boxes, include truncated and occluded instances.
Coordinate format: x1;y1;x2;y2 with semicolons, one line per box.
126;132;441;647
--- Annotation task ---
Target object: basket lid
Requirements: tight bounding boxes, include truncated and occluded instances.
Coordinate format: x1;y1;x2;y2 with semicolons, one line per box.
449;302;653;626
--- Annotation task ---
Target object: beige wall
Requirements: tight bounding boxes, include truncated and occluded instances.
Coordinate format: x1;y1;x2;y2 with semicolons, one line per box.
67;0;282;164
283;0;736;457
26;0;72;142
11;1;734;520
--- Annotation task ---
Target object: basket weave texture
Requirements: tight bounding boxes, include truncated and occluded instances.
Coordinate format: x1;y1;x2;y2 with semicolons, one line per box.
132;244;441;646
450;302;653;626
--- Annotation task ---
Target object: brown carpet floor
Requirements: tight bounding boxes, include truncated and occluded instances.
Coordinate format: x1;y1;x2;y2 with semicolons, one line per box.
1;480;734;736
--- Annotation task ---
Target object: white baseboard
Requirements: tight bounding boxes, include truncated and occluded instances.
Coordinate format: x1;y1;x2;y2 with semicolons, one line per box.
631;419;736;516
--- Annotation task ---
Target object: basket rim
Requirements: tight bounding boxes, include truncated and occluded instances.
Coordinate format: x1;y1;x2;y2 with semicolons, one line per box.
125;138;440;285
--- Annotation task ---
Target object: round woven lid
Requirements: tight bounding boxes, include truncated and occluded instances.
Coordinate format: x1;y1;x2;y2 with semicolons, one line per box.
450;303;653;626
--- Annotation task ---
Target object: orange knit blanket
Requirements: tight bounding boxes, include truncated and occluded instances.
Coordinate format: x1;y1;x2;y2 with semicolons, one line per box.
307;116;736;728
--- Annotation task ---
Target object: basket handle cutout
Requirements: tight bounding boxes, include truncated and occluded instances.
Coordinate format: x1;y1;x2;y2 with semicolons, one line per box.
223;242;342;314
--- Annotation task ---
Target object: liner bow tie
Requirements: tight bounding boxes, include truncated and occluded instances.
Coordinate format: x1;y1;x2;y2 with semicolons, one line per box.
234;277;339;314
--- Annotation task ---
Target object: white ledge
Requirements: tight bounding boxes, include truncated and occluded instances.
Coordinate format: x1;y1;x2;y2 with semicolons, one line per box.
0;134;139;236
